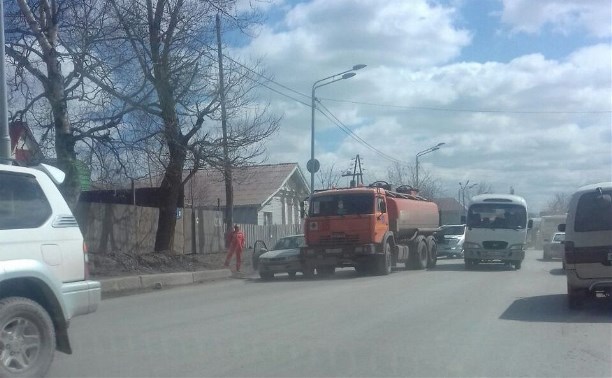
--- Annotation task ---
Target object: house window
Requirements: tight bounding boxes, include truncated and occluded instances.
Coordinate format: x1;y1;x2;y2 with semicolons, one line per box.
263;212;273;226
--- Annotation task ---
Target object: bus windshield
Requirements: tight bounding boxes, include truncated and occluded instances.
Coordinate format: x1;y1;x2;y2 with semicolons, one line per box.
309;193;374;217
467;203;527;229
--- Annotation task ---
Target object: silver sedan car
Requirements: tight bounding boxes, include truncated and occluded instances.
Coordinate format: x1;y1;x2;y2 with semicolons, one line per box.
256;234;305;280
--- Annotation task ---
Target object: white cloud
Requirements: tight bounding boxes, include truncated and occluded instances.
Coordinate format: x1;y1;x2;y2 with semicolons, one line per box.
500;0;612;37
231;1;611;212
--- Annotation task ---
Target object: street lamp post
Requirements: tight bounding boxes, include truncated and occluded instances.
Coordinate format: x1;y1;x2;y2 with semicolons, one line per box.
309;64;366;197
415;142;445;188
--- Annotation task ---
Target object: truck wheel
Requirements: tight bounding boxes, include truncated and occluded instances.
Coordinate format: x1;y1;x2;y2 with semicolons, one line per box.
377;242;392;275
259;272;274;280
355;264;368;275
426;236;437;269
410;238;428;270
0;297;56;378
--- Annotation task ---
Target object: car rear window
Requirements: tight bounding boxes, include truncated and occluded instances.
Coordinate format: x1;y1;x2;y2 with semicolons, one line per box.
0;172;53;230
574;189;612;232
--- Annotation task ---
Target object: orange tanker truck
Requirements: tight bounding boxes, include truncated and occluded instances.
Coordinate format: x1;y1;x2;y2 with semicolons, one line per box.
300;181;440;277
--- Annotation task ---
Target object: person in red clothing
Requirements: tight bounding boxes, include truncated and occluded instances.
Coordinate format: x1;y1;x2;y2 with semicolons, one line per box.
224;225;245;272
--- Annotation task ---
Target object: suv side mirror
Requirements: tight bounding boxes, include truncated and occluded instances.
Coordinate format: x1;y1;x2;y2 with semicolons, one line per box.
558;223;566;232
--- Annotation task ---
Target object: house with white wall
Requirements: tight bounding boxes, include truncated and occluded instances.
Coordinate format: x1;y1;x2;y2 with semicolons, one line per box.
185;163;309;225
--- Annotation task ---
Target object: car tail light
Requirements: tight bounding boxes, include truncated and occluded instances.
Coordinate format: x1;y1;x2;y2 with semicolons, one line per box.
564;241;575;264
83;242;90;279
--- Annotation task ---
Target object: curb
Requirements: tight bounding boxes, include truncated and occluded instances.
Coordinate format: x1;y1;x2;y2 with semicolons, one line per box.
98;269;232;297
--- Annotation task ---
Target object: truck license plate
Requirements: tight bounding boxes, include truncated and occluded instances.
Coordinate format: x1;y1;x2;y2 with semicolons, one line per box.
326;248;342;254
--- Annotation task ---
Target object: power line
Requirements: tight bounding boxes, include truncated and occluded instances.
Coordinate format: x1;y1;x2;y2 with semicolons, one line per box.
222;54;311;100
316;101;406;165
318;97;612;115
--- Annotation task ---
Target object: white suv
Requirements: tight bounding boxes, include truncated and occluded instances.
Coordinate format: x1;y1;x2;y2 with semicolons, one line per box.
0;163;101;377
560;182;612;309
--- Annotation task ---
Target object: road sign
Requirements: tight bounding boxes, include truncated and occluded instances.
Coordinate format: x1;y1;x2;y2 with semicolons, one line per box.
307;159;320;173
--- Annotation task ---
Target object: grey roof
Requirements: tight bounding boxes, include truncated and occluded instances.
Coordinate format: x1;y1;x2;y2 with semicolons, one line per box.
433;197;465;212
187;163;309;208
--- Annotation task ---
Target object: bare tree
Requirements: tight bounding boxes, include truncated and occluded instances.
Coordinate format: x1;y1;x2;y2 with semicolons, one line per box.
387;162;443;199
475;181;495;195
4;0;130;207
543;192;570;214
316;162;342;189
68;0;277;252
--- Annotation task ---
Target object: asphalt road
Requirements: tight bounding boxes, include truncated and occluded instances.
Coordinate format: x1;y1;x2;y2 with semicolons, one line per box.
49;250;612;377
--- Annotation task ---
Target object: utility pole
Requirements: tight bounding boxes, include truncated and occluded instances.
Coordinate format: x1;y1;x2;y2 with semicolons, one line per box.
0;1;11;162
216;14;233;238
342;154;364;187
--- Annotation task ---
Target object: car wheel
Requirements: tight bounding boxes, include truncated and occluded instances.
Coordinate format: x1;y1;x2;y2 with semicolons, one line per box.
302;265;315;279
259;272;274;280
316;266;335;277
0;297;56;378
514;261;522;270
355;264;368;275
288;271;297;279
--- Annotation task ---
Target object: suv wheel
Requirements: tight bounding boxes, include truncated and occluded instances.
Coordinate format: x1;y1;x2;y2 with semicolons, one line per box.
567;284;586;310
0;297;56;378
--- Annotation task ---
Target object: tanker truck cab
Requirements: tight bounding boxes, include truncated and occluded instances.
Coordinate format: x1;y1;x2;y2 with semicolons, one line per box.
301;182;440;277
463;194;531;270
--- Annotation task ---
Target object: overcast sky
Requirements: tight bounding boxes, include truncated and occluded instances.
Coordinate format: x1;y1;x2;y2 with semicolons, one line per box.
229;0;612;213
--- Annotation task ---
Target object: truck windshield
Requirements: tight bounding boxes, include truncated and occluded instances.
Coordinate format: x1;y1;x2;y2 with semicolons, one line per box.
309;193;374;217
467;204;527;229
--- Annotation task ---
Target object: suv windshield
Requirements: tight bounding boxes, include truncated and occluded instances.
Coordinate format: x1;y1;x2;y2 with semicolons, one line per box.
467;204;527;229
309;193;374;217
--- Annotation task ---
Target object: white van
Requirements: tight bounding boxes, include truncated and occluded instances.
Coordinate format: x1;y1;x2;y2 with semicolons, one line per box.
463;194;531;270
560;182;612;309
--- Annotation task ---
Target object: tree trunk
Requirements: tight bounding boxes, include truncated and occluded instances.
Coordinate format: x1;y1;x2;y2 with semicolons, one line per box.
47;49;80;208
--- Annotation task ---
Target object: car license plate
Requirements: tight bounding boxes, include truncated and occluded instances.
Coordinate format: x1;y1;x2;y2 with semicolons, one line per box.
326;248;342;254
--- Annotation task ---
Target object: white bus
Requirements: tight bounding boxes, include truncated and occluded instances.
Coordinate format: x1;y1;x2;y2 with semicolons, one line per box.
463;194;532;270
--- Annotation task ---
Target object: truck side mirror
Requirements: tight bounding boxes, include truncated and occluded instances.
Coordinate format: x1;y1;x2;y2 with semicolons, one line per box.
460;215;466;224
558;223;566;232
380;201;387;213
300;201;305;219
528;219;533;229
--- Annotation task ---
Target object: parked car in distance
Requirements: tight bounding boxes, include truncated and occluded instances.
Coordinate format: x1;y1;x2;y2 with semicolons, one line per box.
561;182;612;309
435;224;466;259
0;163;101;377
256;234;305;280
542;232;565;260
